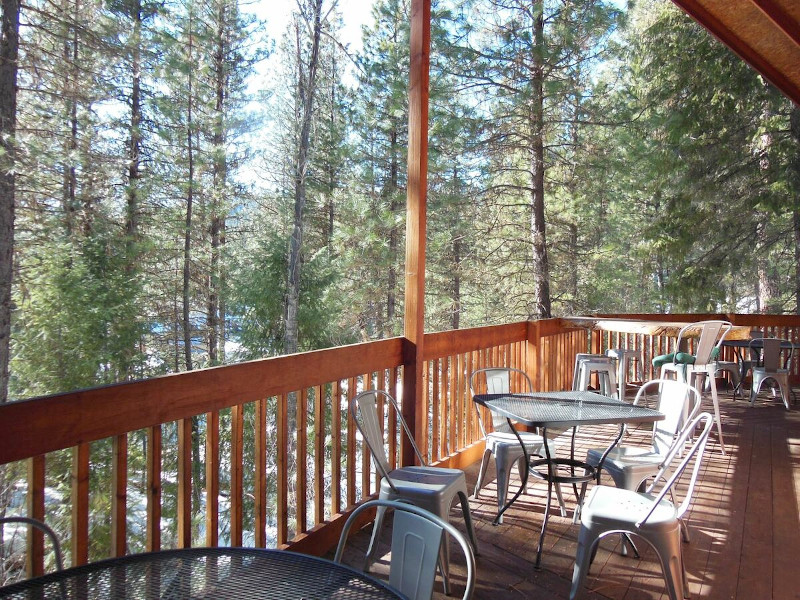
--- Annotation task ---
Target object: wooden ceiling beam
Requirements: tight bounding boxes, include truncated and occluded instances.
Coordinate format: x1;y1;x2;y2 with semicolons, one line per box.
671;0;800;106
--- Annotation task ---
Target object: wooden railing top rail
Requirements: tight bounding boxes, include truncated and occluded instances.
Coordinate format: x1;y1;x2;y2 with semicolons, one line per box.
0;338;405;466
562;316;752;340
594;313;800;327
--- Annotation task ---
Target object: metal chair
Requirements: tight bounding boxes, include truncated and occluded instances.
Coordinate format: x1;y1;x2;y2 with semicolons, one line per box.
335;499;475;600
605;348;644;402
570;412;715;600
351;390;479;595
0;516;65;573
573;355;617;399
468;367;562;523
749;337;794;410
659;320;732;454
584;379;702;556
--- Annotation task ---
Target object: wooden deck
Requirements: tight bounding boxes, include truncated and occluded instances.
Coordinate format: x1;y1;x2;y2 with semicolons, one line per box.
336;388;800;599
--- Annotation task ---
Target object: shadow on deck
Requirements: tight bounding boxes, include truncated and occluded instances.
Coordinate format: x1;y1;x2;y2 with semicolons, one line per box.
335;388;800;599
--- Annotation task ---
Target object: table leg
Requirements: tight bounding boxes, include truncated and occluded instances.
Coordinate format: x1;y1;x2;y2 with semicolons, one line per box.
705;365;726;455
492;418;532;525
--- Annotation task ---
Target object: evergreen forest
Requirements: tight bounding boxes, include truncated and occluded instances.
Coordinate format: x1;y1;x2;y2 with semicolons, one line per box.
0;0;799;571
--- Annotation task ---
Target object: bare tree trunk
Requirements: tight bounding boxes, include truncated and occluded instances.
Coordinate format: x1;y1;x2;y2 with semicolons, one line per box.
791;106;800;314
183;10;195;372
126;0;142;252
386;122;399;337
209;0;227;366
529;5;551;319
285;0;323;356
63;0;80;235
0;0;19;404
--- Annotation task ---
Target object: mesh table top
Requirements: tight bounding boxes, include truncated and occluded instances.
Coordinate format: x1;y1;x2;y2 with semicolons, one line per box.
473;390;664;429
0;547;406;600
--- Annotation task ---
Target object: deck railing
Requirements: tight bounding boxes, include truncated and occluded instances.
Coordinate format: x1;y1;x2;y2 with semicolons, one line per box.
1;314;798;578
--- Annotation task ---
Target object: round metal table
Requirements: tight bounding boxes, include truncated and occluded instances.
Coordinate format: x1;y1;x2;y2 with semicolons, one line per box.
0;547;407;599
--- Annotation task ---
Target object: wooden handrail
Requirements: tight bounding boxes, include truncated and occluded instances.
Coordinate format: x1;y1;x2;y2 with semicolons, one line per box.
2;314;798;578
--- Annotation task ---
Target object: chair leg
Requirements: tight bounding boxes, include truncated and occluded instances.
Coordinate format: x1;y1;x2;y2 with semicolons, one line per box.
704;369;726;455
494;454;511;525
649;527;685;600
570;525;599;600
365;504;389;569
472;449;492;499
457;491;480;557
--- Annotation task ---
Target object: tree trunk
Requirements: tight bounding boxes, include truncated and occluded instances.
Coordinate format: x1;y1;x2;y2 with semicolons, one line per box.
209;0;227;366
386;122;399;337
183;10;195;372
285;0;322;356
63;0;80;235
0;0;19;404
529;5;551;319
791;106;800;314
126;0;142;253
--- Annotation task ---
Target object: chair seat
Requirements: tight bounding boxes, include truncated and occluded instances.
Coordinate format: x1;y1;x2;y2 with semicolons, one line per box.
581;485;678;532
381;465;466;495
485;431;549;454
587;446;667;491
587;445;665;468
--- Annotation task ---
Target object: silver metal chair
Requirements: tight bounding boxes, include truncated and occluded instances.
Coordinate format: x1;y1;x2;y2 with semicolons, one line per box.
468;367;562;523
335;499;476;600
749;337;794;410
570;412;715;600
660;320;732;454
351;390;479;595
0;516;65;573
584;379;702;556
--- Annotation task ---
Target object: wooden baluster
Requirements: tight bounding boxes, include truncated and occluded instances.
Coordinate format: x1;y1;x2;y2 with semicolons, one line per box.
146;425;161;552
205;411;219;547
71;442;89;565
390;367;399;467
255;398;267;547
346;378;356;508
177;418;192;548
296;389;308;534
231;404;244;545
313;385;325;526
277;393;288;546
111;433;127;557
27;455;45;577
330;381;342;516
431;358;440;461
360;374;371;494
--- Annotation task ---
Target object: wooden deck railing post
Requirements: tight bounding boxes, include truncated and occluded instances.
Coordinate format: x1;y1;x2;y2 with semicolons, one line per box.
402;0;431;467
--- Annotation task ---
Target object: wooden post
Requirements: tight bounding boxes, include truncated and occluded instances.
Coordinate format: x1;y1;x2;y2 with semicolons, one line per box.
402;0;431;466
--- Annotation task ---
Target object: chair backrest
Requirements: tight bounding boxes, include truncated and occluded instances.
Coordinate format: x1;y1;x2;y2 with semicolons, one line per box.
0;517;64;573
634;379;702;455
638;412;714;527
753;337;792;372
335;499;476;600
676;320;732;366
468;367;533;436
351;390;425;485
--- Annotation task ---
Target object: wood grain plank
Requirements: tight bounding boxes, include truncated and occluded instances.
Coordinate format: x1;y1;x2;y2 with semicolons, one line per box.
111;434;127;557
230;404;244;546
255;398;267;547
146;425;161;552
0;338;405;466
70;443;89;566
205;411;219;547
277;393;288;545
177;418;192;548
26;455;45;577
314;385;325;525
